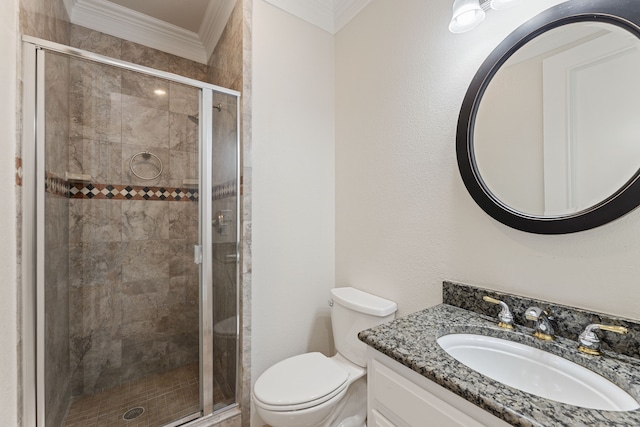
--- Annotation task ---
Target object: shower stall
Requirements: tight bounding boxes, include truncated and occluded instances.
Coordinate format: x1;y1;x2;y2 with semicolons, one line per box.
22;36;240;427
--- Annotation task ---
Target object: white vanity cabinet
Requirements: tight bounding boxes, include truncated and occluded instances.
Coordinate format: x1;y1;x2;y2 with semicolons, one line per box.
366;347;511;427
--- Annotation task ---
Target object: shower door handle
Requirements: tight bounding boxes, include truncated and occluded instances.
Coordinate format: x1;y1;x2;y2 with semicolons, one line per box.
194;245;203;264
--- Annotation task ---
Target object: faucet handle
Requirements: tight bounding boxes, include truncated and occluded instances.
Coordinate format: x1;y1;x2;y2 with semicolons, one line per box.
525;307;555;341
483;296;514;329
525;306;546;321
578;324;628;356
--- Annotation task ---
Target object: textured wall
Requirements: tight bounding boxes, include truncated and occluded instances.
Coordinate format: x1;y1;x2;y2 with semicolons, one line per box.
252;1;335;425
335;0;640;322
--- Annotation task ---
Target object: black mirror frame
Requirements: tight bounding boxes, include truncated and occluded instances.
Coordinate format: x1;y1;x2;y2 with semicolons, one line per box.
456;0;640;234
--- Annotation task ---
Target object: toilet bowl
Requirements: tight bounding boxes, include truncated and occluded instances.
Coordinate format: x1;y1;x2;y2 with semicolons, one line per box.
253;353;365;427
253;287;397;427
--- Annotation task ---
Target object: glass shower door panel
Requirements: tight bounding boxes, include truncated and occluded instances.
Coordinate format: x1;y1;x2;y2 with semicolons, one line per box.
211;93;239;411
42;50;202;426
42;48;72;427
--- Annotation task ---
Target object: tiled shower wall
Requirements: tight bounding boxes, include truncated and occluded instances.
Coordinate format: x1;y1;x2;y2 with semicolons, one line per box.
209;0;244;92
20;0;70;46
69;25;210;83
62;23;244;404
66;58;201;395
62;20;242;402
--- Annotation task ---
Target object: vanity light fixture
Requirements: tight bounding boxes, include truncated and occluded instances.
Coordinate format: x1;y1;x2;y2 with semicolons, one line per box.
449;0;523;33
449;0;486;33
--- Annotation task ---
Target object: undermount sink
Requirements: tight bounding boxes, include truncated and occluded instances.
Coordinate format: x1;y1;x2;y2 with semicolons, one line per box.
437;333;639;412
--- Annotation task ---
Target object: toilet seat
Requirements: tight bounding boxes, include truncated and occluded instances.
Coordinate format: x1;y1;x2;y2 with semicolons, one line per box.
253;352;350;412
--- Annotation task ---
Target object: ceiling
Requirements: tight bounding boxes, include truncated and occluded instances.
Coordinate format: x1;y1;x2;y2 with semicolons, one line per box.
107;0;211;33
263;0;372;34
64;0;371;64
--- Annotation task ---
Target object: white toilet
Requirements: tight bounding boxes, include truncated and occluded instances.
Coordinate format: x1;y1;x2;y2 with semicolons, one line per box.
253;287;397;427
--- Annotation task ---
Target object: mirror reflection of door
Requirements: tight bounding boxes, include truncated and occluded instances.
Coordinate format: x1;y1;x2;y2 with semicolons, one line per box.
543;30;640;215
474;22;640;217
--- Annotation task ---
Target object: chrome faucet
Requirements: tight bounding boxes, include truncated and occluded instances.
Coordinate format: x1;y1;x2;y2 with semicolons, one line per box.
483;296;514;329
525;307;555;340
578;324;628;356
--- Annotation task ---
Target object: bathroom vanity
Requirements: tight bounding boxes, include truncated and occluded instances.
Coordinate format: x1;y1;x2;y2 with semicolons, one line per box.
366;347;509;427
359;282;640;427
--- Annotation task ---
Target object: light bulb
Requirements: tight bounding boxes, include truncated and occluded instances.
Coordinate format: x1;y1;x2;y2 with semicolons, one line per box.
456;10;481;28
449;0;485;33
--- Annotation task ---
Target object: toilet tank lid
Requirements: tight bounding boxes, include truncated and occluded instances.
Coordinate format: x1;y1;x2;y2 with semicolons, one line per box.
330;287;397;317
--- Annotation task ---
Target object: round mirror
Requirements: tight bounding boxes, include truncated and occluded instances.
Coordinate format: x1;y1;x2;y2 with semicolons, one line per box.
457;0;640;233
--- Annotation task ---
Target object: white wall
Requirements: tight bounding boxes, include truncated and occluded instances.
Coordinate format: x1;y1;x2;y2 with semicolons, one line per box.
0;0;18;425
336;0;640;322
251;0;335;424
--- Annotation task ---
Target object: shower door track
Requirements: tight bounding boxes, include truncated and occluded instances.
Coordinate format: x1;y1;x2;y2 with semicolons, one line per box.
21;36;241;427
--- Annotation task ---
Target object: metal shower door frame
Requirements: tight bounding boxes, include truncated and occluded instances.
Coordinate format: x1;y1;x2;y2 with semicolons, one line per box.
21;36;241;427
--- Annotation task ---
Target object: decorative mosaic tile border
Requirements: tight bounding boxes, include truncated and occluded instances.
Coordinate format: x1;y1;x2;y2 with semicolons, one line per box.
44;171;237;202
69;183;199;202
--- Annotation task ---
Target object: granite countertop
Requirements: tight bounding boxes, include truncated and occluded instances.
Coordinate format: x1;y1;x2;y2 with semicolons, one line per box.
358;304;640;427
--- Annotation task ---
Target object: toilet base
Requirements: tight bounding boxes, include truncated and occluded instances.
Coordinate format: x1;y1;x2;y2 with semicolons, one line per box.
327;376;367;427
254;375;367;427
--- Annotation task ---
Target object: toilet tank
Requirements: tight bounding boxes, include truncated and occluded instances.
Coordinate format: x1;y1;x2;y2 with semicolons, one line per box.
330;287;397;367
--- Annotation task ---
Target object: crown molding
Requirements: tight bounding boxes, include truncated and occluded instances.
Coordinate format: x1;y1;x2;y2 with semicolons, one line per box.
199;0;237;61
264;0;334;33
68;0;208;64
64;0;371;64
334;0;371;33
264;0;370;34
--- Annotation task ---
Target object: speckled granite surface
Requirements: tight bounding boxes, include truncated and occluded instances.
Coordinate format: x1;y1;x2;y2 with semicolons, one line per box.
358;303;640;426
443;281;640;359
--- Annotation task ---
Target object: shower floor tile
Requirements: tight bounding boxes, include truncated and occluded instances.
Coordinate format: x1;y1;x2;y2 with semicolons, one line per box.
63;363;203;427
